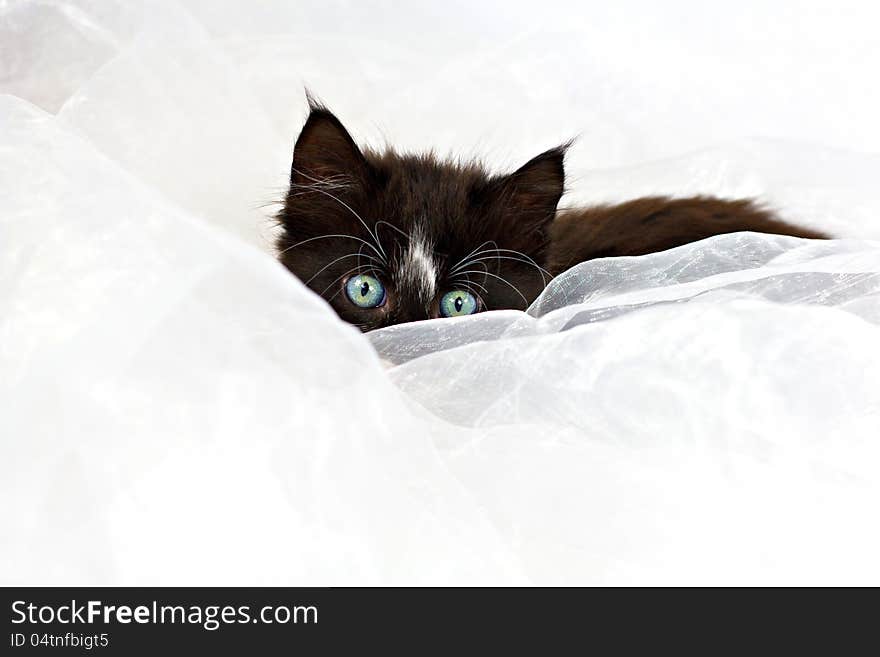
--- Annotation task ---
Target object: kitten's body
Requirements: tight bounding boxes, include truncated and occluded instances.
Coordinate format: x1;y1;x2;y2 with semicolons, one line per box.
277;102;827;330
547;196;827;275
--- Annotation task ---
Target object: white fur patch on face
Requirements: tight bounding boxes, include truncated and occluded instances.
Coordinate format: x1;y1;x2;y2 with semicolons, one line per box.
396;228;438;304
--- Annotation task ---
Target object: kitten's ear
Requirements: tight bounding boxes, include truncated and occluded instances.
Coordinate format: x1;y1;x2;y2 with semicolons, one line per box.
495;146;567;229
489;144;568;241
290;104;369;185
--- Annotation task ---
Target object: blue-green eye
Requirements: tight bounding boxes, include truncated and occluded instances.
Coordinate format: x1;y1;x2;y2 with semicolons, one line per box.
345;274;386;308
439;290;479;317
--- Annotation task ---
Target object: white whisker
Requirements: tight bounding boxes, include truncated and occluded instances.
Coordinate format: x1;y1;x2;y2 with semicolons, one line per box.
453;253;550;286
277;233;385;260
375;219;411;242
448;240;498;273
304;251;383;286
454;275;489;295
291;167;387;262
453;269;530;308
450;248;550;283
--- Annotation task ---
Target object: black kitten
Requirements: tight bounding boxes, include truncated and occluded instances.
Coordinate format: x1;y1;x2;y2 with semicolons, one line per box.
277;101;564;331
277;102;827;331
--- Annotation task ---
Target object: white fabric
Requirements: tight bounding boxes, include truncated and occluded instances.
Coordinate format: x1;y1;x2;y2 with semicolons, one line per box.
2;0;880;585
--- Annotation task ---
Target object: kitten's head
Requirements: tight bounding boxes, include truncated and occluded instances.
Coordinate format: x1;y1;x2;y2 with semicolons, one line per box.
277;102;566;331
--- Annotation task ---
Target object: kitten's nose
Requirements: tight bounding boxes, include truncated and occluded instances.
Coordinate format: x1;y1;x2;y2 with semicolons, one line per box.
389;300;432;327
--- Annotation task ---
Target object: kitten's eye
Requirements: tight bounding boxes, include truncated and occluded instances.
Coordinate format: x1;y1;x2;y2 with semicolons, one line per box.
345;274;386;308
439;290;479;317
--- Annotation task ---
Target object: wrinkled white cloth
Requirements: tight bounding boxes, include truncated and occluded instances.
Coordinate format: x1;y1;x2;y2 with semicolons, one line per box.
2;0;880;585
